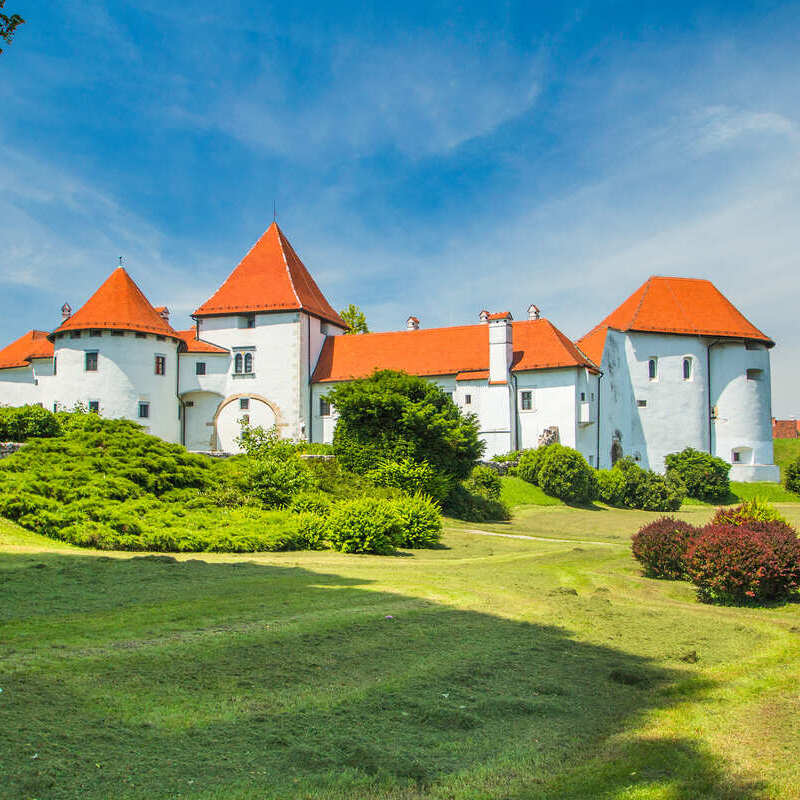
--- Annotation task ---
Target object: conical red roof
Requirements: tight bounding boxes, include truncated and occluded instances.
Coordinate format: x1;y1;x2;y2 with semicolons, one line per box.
577;276;773;362
52;267;179;338
0;330;54;370
193;223;345;327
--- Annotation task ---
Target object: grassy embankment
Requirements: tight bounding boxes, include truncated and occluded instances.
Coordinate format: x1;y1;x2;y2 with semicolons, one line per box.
2;484;800;799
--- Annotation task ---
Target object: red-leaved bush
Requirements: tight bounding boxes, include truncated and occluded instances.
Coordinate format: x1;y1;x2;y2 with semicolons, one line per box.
685;521;800;603
631;517;698;579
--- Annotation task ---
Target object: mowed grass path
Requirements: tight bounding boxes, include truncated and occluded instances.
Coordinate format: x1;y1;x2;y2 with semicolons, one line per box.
2;503;800;799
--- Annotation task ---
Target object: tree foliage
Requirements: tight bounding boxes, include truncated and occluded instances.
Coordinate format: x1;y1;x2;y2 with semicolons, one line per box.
0;0;24;54
326;370;484;487
339;303;369;334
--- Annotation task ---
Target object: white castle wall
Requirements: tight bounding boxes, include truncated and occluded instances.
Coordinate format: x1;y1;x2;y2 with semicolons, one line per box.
0;366;40;408
51;330;181;442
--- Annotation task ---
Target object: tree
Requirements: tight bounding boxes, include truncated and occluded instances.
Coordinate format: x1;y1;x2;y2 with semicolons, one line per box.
0;1;24;54
339;303;369;335
325;370;484;490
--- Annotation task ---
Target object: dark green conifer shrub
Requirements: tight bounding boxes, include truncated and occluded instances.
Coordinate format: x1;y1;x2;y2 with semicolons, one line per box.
664;447;731;502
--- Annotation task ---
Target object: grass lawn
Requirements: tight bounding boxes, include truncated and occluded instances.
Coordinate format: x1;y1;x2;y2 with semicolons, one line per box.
774;437;800;479
3;501;800;799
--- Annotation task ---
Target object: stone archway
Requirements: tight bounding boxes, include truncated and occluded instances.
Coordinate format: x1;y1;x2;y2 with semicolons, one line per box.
213;393;286;453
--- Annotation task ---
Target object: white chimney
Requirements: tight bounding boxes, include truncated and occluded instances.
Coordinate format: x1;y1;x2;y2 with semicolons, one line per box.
158;307;170;323
479;309;490;324
406;315;420;330
528;304;540;321
488;312;513;383
61;302;72;322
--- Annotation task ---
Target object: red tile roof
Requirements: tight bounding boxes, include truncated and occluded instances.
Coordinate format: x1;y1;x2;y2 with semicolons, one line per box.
194;222;346;328
487;311;512;320
52;268;179;339
312;318;598;383
175;329;229;354
456;370;490;381
575;325;609;366
0;330;54;370
773;419;800;439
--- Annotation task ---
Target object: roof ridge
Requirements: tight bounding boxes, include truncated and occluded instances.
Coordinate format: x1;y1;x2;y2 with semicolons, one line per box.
662;277;695;334
275;224;302;308
628;277;653;329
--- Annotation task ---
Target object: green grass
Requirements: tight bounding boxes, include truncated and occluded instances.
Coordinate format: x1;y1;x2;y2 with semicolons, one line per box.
2;506;800;799
681;481;800;506
499;475;565;506
774;437;800;479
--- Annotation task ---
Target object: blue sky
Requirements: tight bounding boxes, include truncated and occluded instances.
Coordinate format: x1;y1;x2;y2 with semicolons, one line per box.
2;1;799;415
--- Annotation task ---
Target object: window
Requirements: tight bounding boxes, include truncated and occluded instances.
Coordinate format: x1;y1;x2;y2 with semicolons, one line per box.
591;392;595;401
111;330;124;337
156;335;165;341
70;330;81;339
135;332;147;339
648;358;658;380
243;313;255;329
53;356;57;375
580;392;586;401
320;398;331;417
637;399;647;407
90;329;102;337
746;368;764;381
520;390;533;411
241;414;250;425
244;352;253;374
88;400;100;413
464;394;472;405
239;398;250;410
234;353;243;374
196;361;206;375
732;450;741;463
138;402;150;419
52;402;58;413
85;351;98;371
745;342;763;351
683;358;692;380
588;455;594;466
154;355;166;375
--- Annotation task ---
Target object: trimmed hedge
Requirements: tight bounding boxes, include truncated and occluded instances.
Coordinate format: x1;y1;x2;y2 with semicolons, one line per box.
516;445;552;486
665;447;730;502
631;517;697;579
537;445;595;504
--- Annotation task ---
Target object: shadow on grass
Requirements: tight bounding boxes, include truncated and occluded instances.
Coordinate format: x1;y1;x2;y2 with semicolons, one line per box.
0;552;768;800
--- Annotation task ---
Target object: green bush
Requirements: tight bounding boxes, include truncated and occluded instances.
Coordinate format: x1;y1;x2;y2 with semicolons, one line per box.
244;457;317;508
536;445;594;503
294;513;330;550
289;491;332;516
595;468;627;506
463;465;502;500
516;445;553;486
491;450;525;463
785;457;800;495
0;405;61;441
392;493;442;547
598;458;684;511
443;484;511;522
664;447;731;502
711;498;787;526
326;370;484;484
366;457;451;501
327;497;403;554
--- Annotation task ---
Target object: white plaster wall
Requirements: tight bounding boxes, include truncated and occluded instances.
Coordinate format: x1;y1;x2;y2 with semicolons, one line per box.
181;390;224;451
216;396;277;452
515;368;581;453
310;382;339;443
52;331;181;441
0;366;41;408
710;341;775;471
178;352;229;398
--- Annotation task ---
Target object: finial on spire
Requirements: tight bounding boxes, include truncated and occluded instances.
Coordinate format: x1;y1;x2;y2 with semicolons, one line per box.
119;255;124;267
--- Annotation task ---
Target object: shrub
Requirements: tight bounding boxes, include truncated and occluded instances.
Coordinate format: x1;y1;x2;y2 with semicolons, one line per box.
491;450;525;463
537;445;594;503
289;491;332;516
785;457;800;495
327;497;403;554
631;517;698;579
392;493;442;548
245;456;317;509
443;484;511;522
294;513;329;550
326;370;484;483
366;457;451;501
685;522;800;603
516;445;552;486
0;405;61;441
712;498;786;526
463;465;501;500
601;458;684;511
595;468;627;506
665;447;731;502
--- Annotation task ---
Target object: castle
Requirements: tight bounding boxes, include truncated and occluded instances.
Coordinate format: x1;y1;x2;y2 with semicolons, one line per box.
0;222;780;482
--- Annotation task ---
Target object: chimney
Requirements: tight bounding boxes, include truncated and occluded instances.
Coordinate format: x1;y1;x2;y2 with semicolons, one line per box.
406;315;420;330
61;302;72;322
488;311;513;384
479;309;490;324
156;306;170;323
528;304;540;321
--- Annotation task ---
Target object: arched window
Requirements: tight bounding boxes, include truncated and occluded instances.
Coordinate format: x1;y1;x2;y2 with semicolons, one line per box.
683;357;692;380
648;358;657;380
244;352;253;374
234;353;243;374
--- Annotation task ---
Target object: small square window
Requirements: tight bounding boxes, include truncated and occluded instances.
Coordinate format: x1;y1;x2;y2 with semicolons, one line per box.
111;330;124;337
196;361;206;375
520;390;533;411
746;368;763;381
637;399;647;408
85;351;98;371
156;335;165;341
88;400;100;413
138;402;150;419
320;398;331;416
732;450;741;463
136;332;147;339
240;398;250;410
465;394;472;405
90;329;102;337
70;330;81;339
154;355;166;375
